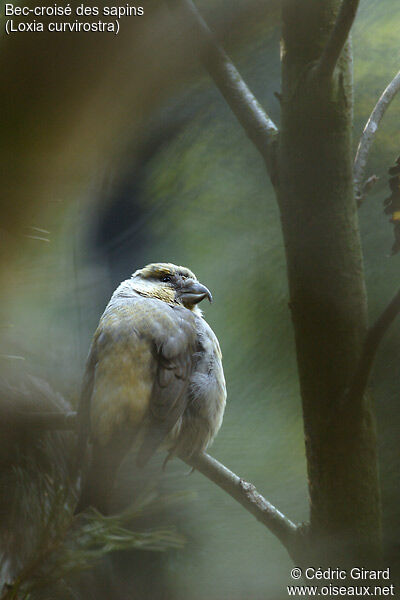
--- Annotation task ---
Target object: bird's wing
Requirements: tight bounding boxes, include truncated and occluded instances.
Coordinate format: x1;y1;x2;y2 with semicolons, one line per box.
75;294;197;470
136;303;197;466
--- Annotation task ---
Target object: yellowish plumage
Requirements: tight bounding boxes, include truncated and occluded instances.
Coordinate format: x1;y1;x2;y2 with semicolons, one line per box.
75;263;226;514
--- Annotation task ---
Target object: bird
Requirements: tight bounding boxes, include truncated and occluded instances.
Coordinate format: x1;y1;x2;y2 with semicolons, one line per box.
75;262;226;514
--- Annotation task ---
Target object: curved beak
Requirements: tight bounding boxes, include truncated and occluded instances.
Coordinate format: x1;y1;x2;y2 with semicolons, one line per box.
179;280;213;307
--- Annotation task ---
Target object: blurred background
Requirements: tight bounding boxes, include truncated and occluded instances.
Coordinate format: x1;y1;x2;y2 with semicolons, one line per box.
0;0;399;598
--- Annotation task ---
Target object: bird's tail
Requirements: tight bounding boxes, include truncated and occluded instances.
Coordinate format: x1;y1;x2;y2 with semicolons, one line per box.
74;429;135;515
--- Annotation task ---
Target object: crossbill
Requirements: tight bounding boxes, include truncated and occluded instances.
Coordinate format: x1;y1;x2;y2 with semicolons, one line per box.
75;263;226;514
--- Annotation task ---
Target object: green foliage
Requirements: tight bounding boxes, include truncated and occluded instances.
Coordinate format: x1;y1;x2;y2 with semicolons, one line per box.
2;487;186;600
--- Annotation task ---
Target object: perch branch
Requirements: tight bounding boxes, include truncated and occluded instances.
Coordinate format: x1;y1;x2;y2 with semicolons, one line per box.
346;286;400;405
354;69;400;203
5;408;303;561
315;0;360;79
181;451;301;562
167;0;279;175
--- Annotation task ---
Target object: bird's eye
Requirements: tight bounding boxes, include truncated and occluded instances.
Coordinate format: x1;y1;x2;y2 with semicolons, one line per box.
161;275;172;283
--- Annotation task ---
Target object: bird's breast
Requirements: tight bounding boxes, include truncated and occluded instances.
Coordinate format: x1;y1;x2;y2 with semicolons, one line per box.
91;330;155;445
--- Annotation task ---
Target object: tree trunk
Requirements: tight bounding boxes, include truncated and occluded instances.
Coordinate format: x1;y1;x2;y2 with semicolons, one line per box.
277;0;382;566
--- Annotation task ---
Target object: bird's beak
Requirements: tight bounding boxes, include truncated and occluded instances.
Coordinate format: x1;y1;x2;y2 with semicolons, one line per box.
179;280;213;307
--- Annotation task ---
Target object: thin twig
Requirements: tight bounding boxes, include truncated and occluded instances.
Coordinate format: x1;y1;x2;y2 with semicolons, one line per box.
346;287;400;405
356;174;379;208
181;451;301;562
354;69;400;203
315;0;360;79
9;410;77;430
166;0;279;174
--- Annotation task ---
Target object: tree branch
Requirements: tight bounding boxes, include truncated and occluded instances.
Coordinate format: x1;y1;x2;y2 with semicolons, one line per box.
167;0;279;176
181;451;302;563
2;409;78;430
346;286;400;405
6;408;304;561
315;0;360;79
354;69;400;203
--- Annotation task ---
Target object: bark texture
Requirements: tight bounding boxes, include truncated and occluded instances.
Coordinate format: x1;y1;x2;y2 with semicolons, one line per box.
277;0;382;566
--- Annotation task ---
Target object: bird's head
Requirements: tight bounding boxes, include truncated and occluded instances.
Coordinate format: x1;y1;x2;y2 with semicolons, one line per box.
130;263;212;312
